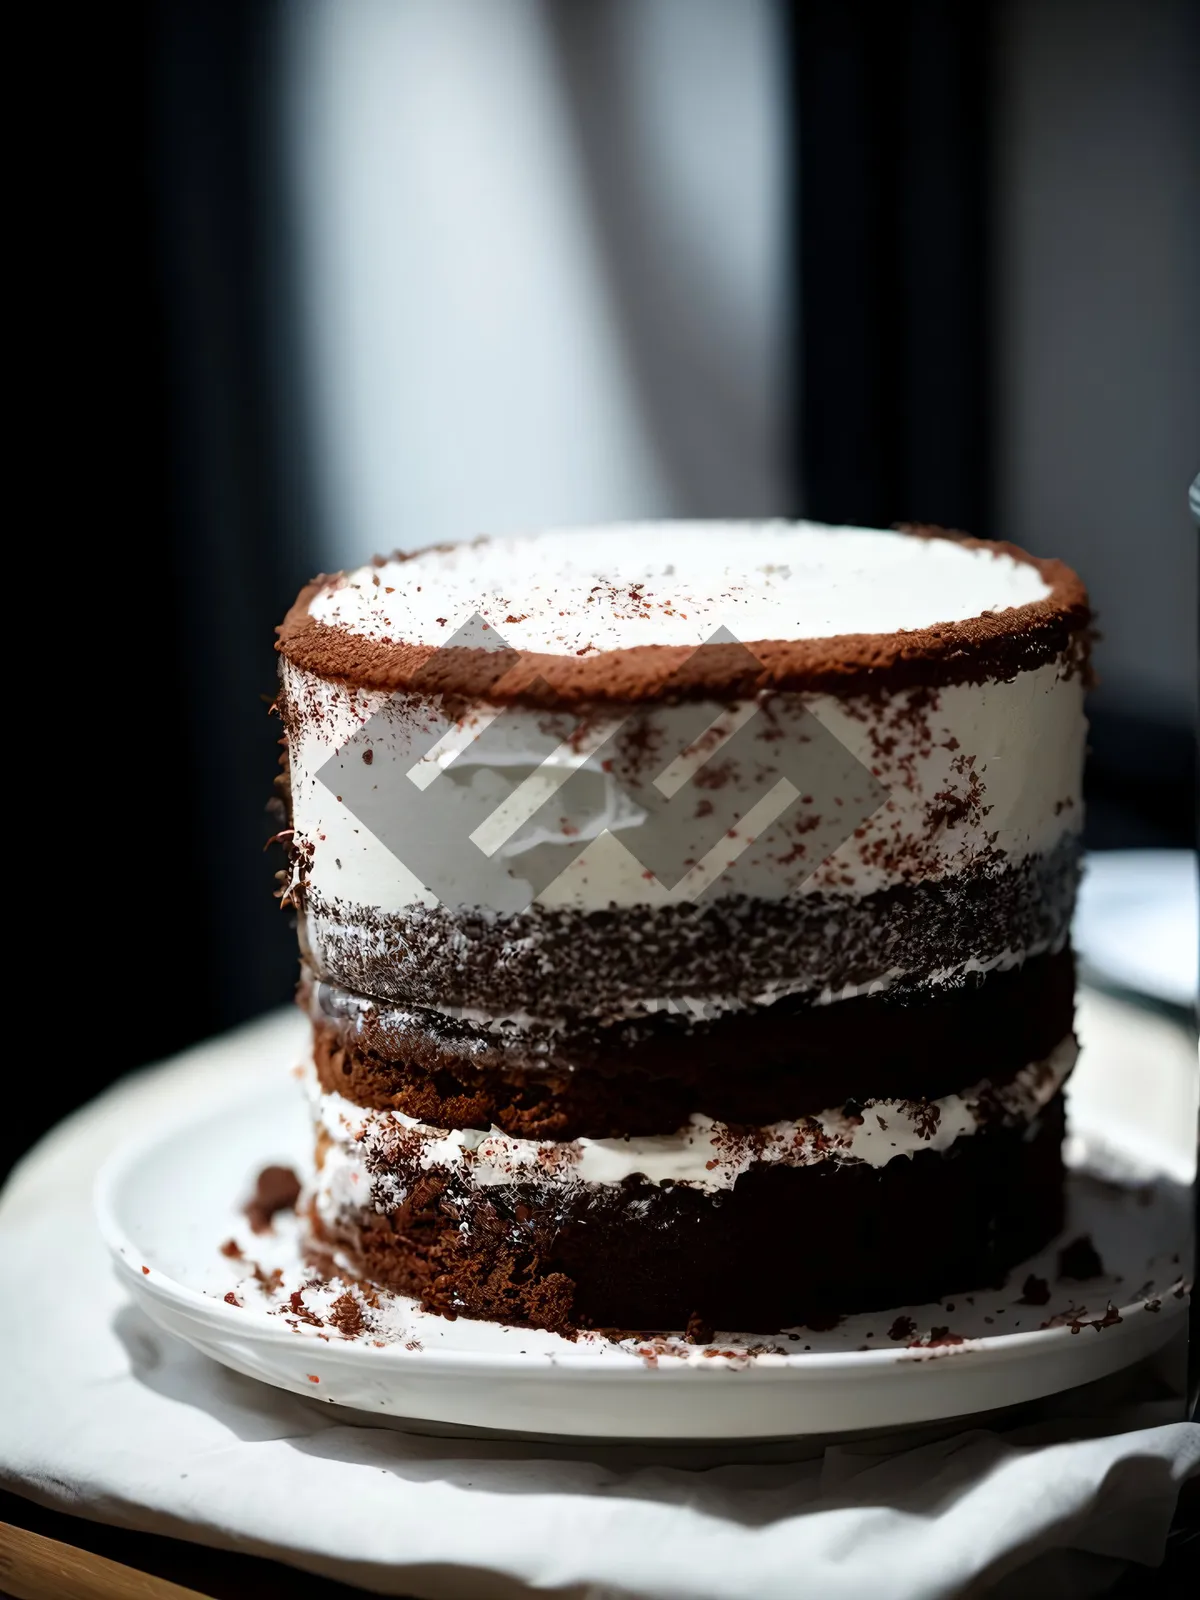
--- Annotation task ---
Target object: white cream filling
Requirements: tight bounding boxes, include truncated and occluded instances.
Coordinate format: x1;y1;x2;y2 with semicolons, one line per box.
308;1035;1076;1204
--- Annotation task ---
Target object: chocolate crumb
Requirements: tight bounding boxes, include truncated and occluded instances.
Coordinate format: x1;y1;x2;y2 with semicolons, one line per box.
888;1315;917;1341
288;1289;324;1328
245;1165;302;1234
684;1310;714;1345
1085;1303;1123;1332
1058;1235;1104;1282
1019;1274;1051;1306
328;1291;366;1339
219;1238;243;1260
252;1262;284;1294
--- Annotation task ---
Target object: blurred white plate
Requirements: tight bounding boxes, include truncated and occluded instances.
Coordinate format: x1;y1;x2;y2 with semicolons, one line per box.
96;1072;1189;1441
1075;850;1197;1009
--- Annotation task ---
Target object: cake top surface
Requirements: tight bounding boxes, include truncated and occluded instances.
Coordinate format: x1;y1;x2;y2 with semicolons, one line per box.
278;521;1089;704
307;523;1049;651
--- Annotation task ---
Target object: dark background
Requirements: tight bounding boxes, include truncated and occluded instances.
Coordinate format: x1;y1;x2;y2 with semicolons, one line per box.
11;0;1195;1181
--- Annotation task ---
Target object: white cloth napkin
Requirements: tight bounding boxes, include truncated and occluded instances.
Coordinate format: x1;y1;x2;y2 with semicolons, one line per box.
1;1009;1196;1600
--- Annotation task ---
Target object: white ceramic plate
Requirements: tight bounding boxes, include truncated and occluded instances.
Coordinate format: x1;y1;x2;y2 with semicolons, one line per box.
94;1070;1190;1441
1074;850;1197;1009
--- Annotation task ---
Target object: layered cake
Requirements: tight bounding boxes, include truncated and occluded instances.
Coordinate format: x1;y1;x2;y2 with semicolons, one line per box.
275;521;1090;1334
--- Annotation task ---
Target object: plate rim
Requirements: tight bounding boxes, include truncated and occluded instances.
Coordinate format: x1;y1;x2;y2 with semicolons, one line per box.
94;1069;1190;1384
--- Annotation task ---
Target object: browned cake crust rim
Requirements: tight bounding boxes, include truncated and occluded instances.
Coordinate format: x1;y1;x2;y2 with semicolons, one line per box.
277;525;1091;707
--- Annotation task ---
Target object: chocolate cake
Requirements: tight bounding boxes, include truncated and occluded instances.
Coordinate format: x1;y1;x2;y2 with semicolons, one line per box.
275;521;1090;1335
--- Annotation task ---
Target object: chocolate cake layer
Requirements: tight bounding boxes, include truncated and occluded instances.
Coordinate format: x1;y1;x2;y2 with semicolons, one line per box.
299;836;1080;1016
312;1095;1067;1334
307;948;1074;1139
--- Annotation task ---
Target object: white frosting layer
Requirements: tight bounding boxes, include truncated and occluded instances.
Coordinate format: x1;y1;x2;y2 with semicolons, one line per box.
309;1036;1076;1207
283;657;1085;914
308;522;1050;653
